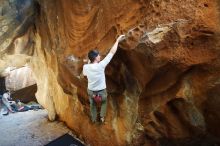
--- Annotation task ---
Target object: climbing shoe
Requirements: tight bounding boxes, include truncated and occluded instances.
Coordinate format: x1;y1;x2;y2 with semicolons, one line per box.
100;117;105;123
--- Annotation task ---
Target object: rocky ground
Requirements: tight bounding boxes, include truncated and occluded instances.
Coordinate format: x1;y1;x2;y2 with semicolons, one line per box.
0;109;83;146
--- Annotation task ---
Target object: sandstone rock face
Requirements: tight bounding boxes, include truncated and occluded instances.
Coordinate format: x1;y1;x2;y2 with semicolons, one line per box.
5;66;36;91
0;0;36;70
1;0;220;145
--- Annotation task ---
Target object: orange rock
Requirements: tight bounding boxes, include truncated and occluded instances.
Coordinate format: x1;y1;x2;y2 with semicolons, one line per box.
0;0;220;145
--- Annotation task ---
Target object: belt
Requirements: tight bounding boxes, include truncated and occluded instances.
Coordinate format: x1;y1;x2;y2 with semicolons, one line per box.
89;89;105;92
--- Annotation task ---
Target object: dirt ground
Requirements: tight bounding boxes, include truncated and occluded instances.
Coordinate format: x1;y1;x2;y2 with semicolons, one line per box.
0;109;82;146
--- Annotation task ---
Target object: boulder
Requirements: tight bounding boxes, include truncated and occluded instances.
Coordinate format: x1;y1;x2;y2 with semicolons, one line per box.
0;0;220;145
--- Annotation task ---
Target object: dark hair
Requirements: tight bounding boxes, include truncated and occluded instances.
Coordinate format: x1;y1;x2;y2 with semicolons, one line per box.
15;99;20;103
88;50;99;62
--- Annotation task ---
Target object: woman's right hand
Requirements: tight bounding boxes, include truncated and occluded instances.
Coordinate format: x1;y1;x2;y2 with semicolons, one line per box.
117;34;125;42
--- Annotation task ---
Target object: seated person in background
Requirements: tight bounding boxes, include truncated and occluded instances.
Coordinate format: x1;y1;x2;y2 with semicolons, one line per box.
0;91;43;114
14;100;42;112
2;90;15;113
15;100;30;112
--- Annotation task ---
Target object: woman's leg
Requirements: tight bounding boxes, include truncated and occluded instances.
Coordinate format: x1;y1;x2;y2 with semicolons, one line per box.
88;89;97;122
99;89;107;119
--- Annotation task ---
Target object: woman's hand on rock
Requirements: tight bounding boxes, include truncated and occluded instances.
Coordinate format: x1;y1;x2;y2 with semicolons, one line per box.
117;34;125;42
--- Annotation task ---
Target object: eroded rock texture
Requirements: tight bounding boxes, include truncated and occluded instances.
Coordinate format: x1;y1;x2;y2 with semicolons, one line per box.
0;0;220;145
5;66;36;91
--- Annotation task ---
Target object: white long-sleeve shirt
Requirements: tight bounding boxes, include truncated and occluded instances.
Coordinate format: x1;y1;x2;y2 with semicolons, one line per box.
83;52;114;91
